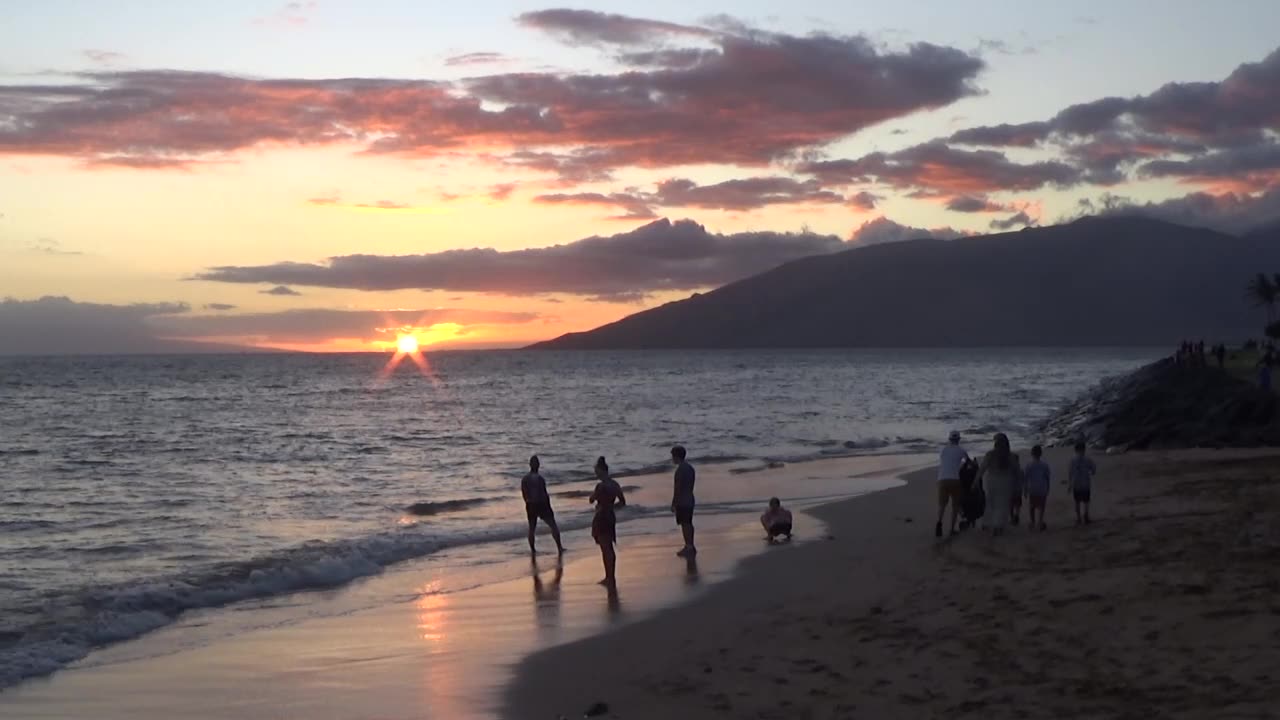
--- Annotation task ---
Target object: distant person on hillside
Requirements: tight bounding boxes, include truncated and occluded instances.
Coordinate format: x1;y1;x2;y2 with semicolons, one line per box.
521;455;564;555
1197;340;1206;366
936;431;970;537
1259;350;1275;391
1068;441;1097;525
671;446;697;557
589;456;626;586
1215;344;1226;369
760;497;793;542
1023;445;1052;532
976;433;1021;536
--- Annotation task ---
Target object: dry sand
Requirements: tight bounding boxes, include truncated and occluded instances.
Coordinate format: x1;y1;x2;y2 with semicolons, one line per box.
506;447;1280;720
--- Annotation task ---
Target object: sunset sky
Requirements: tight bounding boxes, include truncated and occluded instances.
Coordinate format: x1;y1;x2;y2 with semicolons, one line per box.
3;1;1280;353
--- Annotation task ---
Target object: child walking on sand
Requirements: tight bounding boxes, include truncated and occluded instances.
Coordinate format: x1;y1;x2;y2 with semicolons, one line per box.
1068;441;1097;525
1023;445;1051;531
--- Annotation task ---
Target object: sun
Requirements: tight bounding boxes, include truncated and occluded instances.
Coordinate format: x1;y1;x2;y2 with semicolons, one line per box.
396;334;420;354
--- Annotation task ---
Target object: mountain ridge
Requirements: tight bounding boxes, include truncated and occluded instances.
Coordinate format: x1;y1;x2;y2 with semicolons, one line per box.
529;216;1280;349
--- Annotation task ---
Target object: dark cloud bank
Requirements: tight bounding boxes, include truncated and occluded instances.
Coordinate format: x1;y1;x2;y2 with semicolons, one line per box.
195;218;972;300
0;297;539;354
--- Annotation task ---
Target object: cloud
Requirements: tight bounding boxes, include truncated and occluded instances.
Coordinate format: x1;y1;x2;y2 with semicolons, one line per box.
0;296;538;353
989;211;1035;231
1079;187;1280;235
0;296;191;354
649;177;843;210
258;1;317;27
848;216;966;246
194;218;847;299
802;141;1082;195
535;175;847;217
204;303;237;311
261;285;302;296
444;52;513;67
947;47;1280;192
83;50;125;66
487;182;518;200
533;192;658;220
0;23;983;175
27;238;83;256
946;194;1009;213
307;196;429;211
516;9;713;46
847;191;880;210
152;307;540;343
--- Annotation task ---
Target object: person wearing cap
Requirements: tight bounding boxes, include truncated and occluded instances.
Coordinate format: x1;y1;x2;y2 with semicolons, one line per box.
936;430;970;537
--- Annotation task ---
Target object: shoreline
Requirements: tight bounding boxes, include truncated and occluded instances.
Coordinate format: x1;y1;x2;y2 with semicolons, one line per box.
503;456;940;720
504;446;1280;719
0;454;922;719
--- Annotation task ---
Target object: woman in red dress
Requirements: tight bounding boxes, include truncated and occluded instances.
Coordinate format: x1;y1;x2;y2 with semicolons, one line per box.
589;456;626;586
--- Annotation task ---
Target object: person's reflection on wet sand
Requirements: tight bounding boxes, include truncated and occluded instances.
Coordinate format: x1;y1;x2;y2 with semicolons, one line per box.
531;557;563;631
605;584;622;621
684;555;699;586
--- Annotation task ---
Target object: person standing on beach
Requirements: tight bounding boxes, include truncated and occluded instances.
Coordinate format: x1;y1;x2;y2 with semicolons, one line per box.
671;446;697;557
1023;445;1052;531
589;457;626;586
521;455;564;555
936;431;969;537
1068;441;1097;525
976;433;1020;536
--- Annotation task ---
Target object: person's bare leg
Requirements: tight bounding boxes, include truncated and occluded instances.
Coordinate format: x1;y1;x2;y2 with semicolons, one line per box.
527;519;537;554
548;519;564;553
681;522;695;551
948;492;960;534
600;545;616;585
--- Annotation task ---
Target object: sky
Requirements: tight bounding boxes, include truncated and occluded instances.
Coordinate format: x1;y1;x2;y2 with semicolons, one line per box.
3;0;1280;353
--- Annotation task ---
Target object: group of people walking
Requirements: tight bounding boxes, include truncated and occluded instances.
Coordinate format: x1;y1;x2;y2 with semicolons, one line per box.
935;431;1097;538
520;446;702;587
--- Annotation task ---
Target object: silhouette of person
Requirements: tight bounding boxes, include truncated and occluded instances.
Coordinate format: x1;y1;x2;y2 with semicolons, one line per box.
589;457;626;586
521;455;564;555
671;446;697;557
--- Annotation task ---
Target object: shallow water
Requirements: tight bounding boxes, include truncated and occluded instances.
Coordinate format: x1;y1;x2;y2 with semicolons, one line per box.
0;348;1157;686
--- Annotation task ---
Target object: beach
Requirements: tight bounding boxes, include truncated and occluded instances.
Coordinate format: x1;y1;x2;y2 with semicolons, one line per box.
507;447;1280;719
0;454;921;719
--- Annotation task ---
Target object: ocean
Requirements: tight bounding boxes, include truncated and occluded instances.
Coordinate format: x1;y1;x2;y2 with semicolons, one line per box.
0;348;1157;689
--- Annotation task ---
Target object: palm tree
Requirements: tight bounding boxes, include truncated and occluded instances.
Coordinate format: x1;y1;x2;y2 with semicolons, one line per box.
1247;273;1277;323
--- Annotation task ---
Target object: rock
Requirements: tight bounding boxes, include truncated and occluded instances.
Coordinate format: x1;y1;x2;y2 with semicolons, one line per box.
1037;358;1280;449
584;701;609;717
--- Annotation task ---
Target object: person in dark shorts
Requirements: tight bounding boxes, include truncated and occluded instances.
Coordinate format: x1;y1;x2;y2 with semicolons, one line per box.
589;456;626;586
1068;441;1097;525
760;497;793;542
521;455;564;555
671;446;697;557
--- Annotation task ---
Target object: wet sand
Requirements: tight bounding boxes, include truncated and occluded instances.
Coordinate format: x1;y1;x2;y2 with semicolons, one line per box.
506;447;1280;719
0;455;920;720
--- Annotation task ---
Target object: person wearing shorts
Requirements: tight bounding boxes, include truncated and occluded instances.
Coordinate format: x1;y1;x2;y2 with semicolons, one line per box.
671;446;697;557
589;457;626;586
936;431;969;537
1023;445;1052;531
1068;441;1097;525
521;455;564;555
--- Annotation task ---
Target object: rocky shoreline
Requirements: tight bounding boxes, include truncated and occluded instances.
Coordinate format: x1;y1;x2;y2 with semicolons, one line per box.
1038;356;1280;450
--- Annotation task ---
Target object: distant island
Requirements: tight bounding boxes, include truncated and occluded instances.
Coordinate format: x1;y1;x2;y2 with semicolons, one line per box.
529;216;1280;349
